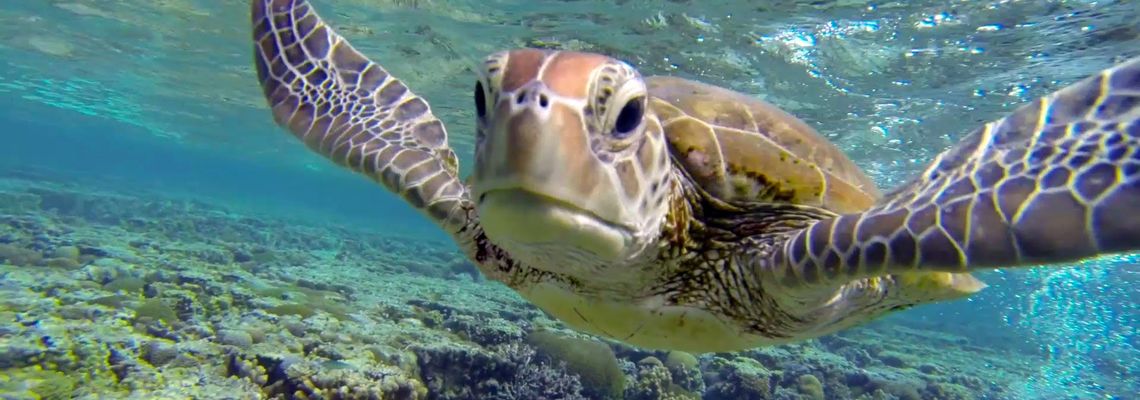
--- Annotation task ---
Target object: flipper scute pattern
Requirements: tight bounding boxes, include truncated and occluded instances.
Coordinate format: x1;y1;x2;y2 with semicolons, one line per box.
773;57;1140;286
251;0;470;232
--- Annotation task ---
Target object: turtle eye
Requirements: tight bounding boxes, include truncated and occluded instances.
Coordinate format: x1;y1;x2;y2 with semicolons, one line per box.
612;96;644;138
474;81;487;119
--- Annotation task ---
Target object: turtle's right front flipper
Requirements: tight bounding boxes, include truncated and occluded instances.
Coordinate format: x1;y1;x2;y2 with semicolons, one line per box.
768;57;1140;288
250;0;471;233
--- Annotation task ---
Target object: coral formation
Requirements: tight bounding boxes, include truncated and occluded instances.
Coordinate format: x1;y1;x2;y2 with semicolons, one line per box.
0;178;1134;399
526;330;626;399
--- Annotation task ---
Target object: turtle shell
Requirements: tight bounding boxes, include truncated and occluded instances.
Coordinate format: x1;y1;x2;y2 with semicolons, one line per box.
647;75;880;214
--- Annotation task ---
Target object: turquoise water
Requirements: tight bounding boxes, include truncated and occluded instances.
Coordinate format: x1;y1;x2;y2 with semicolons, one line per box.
1;1;1138;399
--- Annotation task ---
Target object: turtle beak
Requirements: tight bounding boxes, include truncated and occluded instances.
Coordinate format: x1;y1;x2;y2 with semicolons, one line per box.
474;81;572;193
473;81;610;213
471;82;635;261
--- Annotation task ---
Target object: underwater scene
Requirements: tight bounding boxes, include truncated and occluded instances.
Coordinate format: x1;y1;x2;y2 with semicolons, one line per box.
1;0;1139;399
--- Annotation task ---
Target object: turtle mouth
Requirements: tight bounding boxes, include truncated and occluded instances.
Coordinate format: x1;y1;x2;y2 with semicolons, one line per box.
475;188;633;261
476;189;587;216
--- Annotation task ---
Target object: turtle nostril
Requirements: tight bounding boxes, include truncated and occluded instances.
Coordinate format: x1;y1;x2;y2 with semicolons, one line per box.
513;85;550;108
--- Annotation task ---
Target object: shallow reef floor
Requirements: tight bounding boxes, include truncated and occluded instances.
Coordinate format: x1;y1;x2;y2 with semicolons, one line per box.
0;172;1134;400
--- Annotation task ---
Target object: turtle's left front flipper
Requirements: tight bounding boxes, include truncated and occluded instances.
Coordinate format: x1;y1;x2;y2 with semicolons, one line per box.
768;57;1140;288
250;0;472;234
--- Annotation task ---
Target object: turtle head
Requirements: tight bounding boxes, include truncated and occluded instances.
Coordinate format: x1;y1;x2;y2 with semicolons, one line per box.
470;49;675;278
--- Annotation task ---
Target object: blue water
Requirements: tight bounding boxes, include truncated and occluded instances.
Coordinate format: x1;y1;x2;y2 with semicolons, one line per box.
0;98;445;242
1;1;1138;399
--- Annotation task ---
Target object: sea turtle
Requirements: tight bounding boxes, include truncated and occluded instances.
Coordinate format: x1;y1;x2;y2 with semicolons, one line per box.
250;0;1140;353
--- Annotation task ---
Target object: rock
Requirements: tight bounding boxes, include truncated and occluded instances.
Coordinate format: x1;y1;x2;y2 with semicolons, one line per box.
43;257;80;269
217;329;254;349
50;246;80;261
877;351;909;368
797;374;825;400
283;321;306;338
527;330;625;399
142;340;179;367
918;363;941;375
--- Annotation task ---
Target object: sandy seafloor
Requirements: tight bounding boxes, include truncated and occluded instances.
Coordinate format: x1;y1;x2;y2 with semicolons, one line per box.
0;169;1135;400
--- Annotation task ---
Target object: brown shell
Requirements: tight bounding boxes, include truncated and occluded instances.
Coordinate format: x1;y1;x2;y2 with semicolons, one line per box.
647;75;880;214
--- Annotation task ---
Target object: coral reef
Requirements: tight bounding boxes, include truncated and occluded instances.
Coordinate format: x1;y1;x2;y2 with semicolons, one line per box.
0;177;1135;399
526;330;625;399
